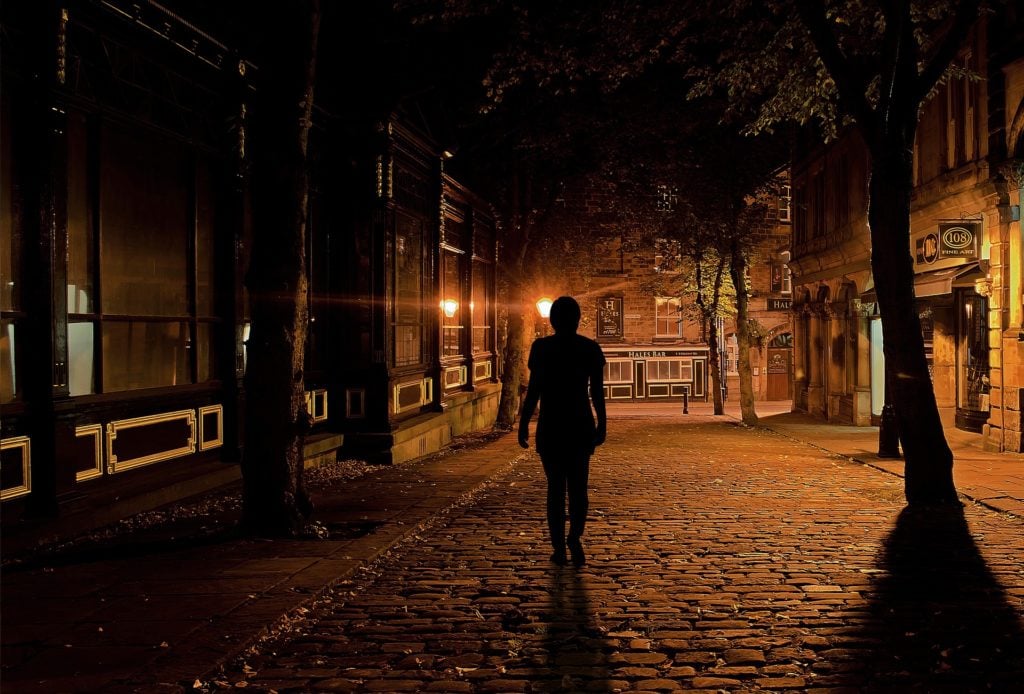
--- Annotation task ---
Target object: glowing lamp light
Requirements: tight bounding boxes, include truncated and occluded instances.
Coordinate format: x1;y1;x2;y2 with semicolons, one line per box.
536;297;553;319
441;298;459;318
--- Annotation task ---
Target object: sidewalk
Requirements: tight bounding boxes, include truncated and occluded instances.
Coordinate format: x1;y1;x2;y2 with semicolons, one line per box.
614;399;1024;517
2;404;1021;692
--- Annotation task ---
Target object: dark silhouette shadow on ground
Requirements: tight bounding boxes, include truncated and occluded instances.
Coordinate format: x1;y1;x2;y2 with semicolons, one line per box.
852;506;1024;691
534;567;613;692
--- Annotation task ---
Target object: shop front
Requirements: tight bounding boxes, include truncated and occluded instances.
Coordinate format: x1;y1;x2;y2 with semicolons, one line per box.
601;346;710;402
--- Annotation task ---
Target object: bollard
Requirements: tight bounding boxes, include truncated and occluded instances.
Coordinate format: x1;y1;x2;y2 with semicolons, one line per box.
682;391;689;414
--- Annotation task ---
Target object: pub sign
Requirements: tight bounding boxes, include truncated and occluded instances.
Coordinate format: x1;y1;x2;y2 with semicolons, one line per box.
598;296;624;338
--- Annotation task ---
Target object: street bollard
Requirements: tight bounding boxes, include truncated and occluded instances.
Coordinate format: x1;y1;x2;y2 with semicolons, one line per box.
682;391;689;414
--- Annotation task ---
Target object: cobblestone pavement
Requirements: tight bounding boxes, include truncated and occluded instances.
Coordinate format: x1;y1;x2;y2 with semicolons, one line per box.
211;416;1024;693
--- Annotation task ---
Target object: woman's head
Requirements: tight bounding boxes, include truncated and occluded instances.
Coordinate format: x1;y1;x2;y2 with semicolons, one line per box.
549;296;581;334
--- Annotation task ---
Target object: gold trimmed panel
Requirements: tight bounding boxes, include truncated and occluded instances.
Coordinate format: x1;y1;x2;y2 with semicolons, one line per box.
444;366;467;389
473;360;492;382
0;436;31;501
106;409;196;474
198;404;224;451
75;424;104;482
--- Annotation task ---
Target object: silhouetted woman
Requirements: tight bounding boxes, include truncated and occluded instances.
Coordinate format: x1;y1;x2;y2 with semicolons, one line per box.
519;296;607;566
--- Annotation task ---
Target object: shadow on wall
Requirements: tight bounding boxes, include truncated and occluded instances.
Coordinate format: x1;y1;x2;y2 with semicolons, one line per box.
858;506;1024;690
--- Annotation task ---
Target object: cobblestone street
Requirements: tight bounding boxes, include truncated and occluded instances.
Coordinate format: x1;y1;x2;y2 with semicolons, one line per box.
213;415;1024;693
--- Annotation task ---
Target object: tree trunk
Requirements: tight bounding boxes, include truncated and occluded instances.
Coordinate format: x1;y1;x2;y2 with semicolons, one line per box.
496;289;530;428
709;320;724;415
730;240;758;425
867;136;958;505
241;0;321;536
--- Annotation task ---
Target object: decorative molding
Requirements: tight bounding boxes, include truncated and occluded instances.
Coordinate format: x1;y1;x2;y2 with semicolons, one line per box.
106;409;196;474
345;388;366;419
74;424;104;482
198;404;224;451
0;436;31;501
473;360;492;382
444;365;468;389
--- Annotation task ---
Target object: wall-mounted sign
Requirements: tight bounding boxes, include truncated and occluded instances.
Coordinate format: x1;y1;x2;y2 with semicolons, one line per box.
767;298;792;311
597;296;623;338
916;222;980;264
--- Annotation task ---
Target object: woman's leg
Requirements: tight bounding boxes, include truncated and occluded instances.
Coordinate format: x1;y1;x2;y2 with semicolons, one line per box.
541;456;567;551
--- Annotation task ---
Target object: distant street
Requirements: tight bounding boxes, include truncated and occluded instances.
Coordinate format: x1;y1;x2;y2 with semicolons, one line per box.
212;413;1024;693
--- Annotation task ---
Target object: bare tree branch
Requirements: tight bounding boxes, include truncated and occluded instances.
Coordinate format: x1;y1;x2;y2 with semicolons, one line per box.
915;0;982;103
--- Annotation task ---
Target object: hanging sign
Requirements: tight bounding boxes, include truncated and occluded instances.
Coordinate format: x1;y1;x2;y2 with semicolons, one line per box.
597;296;623;338
917;222;980;264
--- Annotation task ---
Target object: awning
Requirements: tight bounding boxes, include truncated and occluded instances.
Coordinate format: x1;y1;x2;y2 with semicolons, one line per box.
861;262;982;302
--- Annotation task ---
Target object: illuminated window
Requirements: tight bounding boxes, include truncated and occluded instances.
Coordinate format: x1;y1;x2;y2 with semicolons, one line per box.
604;360;632;383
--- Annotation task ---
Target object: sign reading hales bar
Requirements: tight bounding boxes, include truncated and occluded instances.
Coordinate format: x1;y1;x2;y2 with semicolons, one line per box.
917;222;980;263
598;296;623;338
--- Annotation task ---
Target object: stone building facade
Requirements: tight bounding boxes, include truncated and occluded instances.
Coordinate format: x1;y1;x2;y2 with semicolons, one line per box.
789;12;1024;452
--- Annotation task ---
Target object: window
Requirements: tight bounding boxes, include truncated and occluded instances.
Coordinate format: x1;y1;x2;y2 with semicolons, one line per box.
655;185;678;212
394;212;425;366
770;262;792;294
778;184;791;223
726;334;739;375
655;297;681;337
647;358;693;382
0;94;19;403
66;116;219;394
604;360;632;383
441;249;464;358
471;259;492;354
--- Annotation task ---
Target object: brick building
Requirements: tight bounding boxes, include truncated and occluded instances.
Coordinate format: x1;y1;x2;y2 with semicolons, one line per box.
530;179;793;404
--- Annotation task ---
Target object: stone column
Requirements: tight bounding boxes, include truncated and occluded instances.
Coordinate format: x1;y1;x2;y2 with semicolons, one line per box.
824;302;846;421
807;305;825;418
853;300;873;426
792;306;808;412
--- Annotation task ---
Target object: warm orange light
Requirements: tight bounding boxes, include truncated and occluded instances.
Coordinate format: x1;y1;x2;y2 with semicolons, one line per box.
442;298;459;318
536;297;553;318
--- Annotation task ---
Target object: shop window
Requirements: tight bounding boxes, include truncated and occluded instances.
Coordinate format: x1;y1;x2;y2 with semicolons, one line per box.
604;360;632;383
471;260;492;354
66;116;219;394
648;358;693;382
1;94;20;404
441;249;464;357
959;294;989;412
394;212;425;367
655;297;681;337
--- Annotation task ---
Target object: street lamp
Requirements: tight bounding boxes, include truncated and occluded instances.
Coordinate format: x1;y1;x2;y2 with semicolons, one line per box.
536;297;553;319
441;298;459;318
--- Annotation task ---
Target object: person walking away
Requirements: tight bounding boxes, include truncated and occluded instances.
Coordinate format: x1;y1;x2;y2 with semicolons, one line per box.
518;296;607;566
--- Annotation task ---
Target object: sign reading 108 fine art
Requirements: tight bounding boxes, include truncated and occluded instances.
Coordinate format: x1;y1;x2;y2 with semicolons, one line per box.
916;221;980;264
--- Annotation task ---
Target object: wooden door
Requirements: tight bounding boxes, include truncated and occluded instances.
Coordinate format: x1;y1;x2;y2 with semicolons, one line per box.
766;348;792;400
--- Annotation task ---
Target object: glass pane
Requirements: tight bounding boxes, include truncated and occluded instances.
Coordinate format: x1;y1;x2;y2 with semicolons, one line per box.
1;320;16;403
68;321;96;396
196;158;216;317
100;124;188;316
67;111;94;314
472;261;489;353
395;213;423;322
442;327;462;357
103;321;190;391
442;252;461;326
197;322;215;383
395;325;421;367
1;94;20;313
